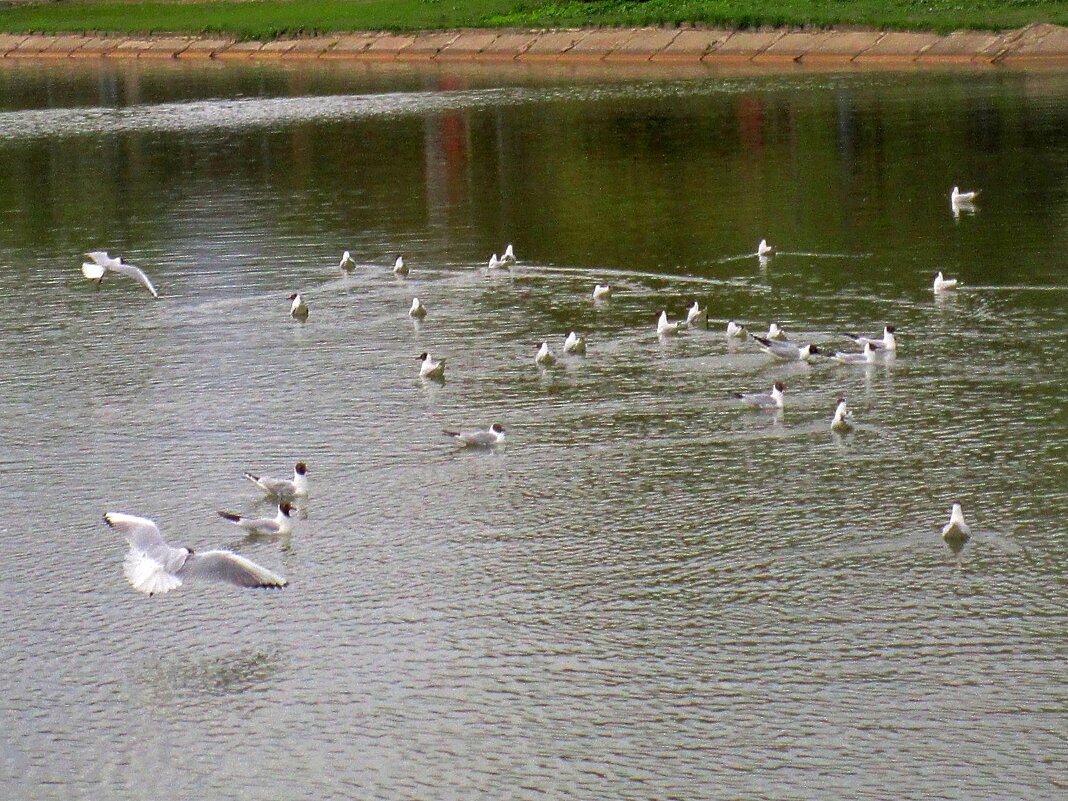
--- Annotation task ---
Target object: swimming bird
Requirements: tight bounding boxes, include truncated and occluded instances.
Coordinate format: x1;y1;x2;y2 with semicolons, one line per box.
218;503;294;536
409;298;427;319
933;272;960;294
752;335;820;362
563;332;587;354
830;398;853;432
734;381;785;410
535;341;557;366
757;239;775;257
951;186;980;204
81;251;159;298
657;310;686;336
685;301;706;327
393;255;409;276
104;512;287;596
502;244;516;262
243;462;308;500
592;284;611;301
418;352;445;379
289;293;308;321
487;254;502;269
941;502;971;547
832;342;879;365
767;323;788;341
339;250;356;271
845;325;896;352
443;423;506;447
726;320;748;339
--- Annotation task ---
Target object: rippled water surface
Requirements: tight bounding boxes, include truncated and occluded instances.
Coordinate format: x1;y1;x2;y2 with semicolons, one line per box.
1;62;1065;799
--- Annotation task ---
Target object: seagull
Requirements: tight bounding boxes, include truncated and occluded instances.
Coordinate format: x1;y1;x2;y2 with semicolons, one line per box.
752;335;820;362
487;254;502;269
563;332;587;354
685;301;706;327
535;341;557;366
726;320;748;338
393;255;409;276
933;272;960;294
757;239;775;257
409;298;427;319
289;293;308;321
831;397;854;432
657;310;686;336
443;423;506;447
734;381;785;410
218;503;294;536
832;342;879;365
502;244;517;262
81;251;159;298
418;352;445;379
104;512;287;596
845;325;896;352
339;250;356;271
767;323;788;341
941;502;971;546
951;186;980;204
593;284;612;300
243;461;308;500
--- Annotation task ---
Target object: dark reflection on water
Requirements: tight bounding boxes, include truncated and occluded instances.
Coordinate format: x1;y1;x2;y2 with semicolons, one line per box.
0;61;1065;801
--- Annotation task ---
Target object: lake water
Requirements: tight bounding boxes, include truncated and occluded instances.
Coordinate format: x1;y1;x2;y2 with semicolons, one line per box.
0;60;1065;799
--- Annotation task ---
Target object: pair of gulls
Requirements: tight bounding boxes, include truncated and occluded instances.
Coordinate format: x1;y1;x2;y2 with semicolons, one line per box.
733;382;855;431
106;462;308;596
536;332;587;366
339;251;410;276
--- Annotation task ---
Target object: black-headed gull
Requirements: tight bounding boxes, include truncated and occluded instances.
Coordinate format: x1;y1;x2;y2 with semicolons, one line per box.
726;320;748;338
593;284;612;300
535;341;557;366
752;335;820;362
845;325;896;352
951;186;980;204
657;311;686;336
339;250;356;271
941;502;971;546
832;342;879;365
393;255;409;276
933;272;960;294
243;462;308;500
418;352;445;379
409;298;427;319
767;323;788;341
82;251;159;298
444;423;505;447
218;503;294;536
563;332;587;354
734;381;785;410
487;254;502;269
104;512;287;596
502;244;516;262
831;398;853;432
289;293;308;321
757;239;775;257
685;301;706;327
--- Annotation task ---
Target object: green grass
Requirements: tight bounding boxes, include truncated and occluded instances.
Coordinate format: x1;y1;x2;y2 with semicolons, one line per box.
0;0;1064;39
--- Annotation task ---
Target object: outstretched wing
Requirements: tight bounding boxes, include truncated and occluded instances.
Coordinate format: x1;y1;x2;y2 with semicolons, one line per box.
110;261;159;298
84;251;113;266
123;548;184;595
178;550;287;589
104;512;165;549
81;262;106;281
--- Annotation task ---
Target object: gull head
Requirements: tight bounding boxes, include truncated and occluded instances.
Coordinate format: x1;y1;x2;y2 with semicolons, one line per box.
490;423;505;434
279;502;293;517
295;462;308;476
885;324;896;334
289;293;300;301
417;352;429;361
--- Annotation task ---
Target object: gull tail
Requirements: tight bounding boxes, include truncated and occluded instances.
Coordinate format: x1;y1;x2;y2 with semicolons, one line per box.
217;511;242;523
443;430;461;439
243;472;261;485
752;335;772;347
843;333;860;341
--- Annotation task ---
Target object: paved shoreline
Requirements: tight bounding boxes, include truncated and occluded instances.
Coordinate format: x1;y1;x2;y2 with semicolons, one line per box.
0;24;1066;67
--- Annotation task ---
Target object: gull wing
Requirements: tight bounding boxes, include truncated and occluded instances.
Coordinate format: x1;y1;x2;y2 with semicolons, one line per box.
104;512;166;549
110;261;159;298
178;550;287;589
84;251;113;266
123;548;185;595
81;262;106;281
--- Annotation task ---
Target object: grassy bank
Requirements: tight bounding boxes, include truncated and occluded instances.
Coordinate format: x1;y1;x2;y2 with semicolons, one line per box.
0;0;1065;40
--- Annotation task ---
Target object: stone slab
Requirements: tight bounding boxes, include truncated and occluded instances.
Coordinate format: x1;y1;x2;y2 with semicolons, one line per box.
0;34;30;56
919;30;1005;63
710;29;785;62
176;38;235;58
136;38;196;58
476;31;537;60
67;37;123;57
517;30;586;61
7;36;58;57
604;28;679;61
754;30;834;62
999;22;1068;60
398;31;459;60
253;40;297;58
800;30;883;62
652;29;731;62
213;40;265;60
437;30;501;60
320;33;380;59
35;35;91;57
854;31;941;61
566;28;639;60
364;32;418;59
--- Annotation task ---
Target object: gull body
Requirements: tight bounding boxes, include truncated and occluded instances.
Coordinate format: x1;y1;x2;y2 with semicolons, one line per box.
832;342;879;365
951;186;980;204
752;335;820;362
487;254;502;269
941;502;971;545
339;250;356;271
593;284;612;300
444;423;506;448
418;352;445;379
767;323;788;341
563;331;587;354
686;301;706;327
535;341;557;366
82;251;159;298
831;398;854;432
757;239;775;257
735;381;785;410
104;512;287;596
289;293;308;321
726;320;748;339
657;310;686;336
218;503;294;536
409;297;427;319
845;325;896;352
933;272;959;294
243;462;308;500
502;244;516;262
393;255;409;276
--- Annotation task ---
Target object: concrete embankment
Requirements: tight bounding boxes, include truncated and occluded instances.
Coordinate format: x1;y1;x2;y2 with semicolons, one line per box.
0;23;1066;67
